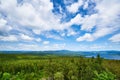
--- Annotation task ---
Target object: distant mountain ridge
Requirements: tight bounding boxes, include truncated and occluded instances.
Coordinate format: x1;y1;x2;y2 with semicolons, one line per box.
0;50;120;60
0;50;120;55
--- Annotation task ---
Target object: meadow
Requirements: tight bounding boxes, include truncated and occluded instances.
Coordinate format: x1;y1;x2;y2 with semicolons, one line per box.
0;53;120;80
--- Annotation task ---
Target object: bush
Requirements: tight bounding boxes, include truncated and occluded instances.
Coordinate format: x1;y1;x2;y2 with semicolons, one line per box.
93;70;116;80
2;72;11;80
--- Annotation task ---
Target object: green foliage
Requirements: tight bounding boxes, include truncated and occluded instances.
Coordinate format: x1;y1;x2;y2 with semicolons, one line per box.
2;72;11;80
54;72;64;80
0;54;120;80
0;72;2;78
96;54;102;65
93;70;116;80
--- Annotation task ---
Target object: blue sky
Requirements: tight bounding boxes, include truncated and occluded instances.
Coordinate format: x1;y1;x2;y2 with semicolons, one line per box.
0;0;120;51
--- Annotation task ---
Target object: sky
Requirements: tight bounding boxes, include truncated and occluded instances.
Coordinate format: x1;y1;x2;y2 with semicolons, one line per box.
0;0;120;51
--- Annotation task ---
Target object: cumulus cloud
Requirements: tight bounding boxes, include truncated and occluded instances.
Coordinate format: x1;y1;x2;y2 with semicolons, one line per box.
76;33;93;41
43;32;63;40
0;0;120;41
67;0;83;13
0;0;65;34
0;0;78;40
0;33;42;42
0;18;12;32
68;14;83;25
76;0;120;42
0;0;120;51
0;35;18;42
20;33;34;41
19;33;41;42
0;43;66;51
67;28;78;36
0;0;63;43
76;27;118;42
64;0;75;5
0;18;7;27
83;0;89;9
36;38;42;42
46;34;63;40
80;14;98;31
109;33;120;42
43;41;50;45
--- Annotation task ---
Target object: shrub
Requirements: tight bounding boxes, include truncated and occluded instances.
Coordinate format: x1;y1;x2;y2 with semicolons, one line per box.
93;70;116;80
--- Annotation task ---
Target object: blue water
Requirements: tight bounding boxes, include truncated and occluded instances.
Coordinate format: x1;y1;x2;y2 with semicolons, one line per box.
86;54;120;60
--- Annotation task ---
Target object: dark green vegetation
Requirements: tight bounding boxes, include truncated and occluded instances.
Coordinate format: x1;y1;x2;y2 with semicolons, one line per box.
0;53;120;80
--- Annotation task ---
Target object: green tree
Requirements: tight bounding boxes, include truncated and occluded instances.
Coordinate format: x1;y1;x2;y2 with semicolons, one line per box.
93;70;116;80
54;72;64;80
96;54;102;65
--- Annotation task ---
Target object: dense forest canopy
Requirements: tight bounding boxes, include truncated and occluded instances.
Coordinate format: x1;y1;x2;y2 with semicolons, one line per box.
0;53;120;80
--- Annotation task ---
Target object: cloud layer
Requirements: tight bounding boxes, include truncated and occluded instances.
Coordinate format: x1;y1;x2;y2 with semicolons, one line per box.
0;0;120;50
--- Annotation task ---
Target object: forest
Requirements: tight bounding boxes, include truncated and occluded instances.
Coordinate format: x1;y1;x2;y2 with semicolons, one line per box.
0;53;120;80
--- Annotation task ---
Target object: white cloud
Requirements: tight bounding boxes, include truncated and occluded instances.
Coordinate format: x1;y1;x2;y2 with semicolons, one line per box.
92;27;116;39
46;34;63;40
0;43;41;51
67;0;83;13
109;33;120;42
76;27;117;42
81;14;98;31
0;0;81;41
0;18;7;27
44;45;49;49
32;29;41;35
20;33;33;41
43;41;49;45
64;0;75;5
76;0;120;42
0;18;12;32
0;35;18;41
0;43;65;51
42;31;63;40
67;28;77;36
65;13;97;32
36;38;42;42
19;33;42;42
0;33;42;42
76;33;93;41
0;0;66;33
61;14;83;30
0;0;120;44
61;33;66;37
69;14;83;25
83;0;89;9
